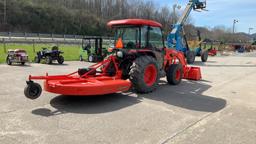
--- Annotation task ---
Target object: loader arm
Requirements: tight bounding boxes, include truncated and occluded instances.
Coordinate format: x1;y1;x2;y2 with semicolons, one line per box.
167;0;206;52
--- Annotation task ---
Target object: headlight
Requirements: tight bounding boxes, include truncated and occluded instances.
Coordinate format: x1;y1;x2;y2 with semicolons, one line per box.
117;51;123;58
174;59;180;63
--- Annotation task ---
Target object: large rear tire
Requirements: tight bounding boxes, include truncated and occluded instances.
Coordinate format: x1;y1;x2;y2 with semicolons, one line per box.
201;50;208;62
129;56;159;93
166;64;183;85
186;50;195;64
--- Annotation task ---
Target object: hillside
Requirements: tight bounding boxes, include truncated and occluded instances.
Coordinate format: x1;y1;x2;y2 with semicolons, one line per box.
0;0;252;43
0;0;174;36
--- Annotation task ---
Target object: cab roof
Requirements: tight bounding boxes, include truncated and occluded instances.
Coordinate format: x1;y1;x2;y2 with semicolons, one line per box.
107;19;162;28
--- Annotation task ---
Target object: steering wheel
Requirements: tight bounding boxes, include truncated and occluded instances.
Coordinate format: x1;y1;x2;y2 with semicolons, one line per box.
84;44;91;50
126;42;135;49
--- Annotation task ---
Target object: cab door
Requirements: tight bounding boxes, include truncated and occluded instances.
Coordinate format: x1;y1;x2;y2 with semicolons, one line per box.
147;26;165;68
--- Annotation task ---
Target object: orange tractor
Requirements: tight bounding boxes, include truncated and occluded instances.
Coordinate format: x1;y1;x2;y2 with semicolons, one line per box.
24;19;202;99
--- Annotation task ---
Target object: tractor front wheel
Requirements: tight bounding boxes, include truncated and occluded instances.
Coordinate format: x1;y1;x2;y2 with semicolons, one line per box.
186;51;195;64
24;82;42;100
45;56;52;64
129;56;159;93
201;50;208;62
57;55;64;64
166;64;183;85
6;57;12;65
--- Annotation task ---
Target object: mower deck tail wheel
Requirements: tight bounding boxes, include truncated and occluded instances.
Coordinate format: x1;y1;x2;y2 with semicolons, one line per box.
57;55;64;64
186;51;195;64
166;64;183;85
24;82;42;100
45;56;52;64
201;50;208;62
129;56;159;93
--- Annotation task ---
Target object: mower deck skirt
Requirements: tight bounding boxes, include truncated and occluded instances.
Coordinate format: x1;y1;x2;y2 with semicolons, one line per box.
43;76;132;96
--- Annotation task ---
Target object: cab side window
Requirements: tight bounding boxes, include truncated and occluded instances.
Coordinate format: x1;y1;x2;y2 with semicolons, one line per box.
148;27;164;49
141;26;147;49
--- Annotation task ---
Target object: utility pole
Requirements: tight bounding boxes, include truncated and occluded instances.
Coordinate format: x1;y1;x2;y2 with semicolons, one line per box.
232;19;238;34
248;27;253;35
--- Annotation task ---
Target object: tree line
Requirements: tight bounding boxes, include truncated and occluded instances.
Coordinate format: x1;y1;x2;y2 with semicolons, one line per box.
0;0;175;36
0;0;252;43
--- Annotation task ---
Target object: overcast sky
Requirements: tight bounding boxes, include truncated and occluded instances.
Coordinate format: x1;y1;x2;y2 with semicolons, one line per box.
151;0;256;33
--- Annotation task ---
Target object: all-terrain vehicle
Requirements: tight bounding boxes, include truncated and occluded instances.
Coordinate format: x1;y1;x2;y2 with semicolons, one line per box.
24;19;202;99
80;37;108;62
6;49;29;65
34;46;64;64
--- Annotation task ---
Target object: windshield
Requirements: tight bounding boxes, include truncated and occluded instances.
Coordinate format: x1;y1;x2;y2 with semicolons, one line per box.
115;26;140;49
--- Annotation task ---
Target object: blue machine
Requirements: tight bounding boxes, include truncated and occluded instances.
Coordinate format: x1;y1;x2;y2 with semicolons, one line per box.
167;0;208;64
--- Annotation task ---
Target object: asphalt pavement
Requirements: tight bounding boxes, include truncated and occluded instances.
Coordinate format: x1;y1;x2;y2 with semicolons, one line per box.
0;52;256;144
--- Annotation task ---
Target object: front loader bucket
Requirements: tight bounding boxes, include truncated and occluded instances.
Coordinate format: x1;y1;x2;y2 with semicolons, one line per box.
184;67;202;80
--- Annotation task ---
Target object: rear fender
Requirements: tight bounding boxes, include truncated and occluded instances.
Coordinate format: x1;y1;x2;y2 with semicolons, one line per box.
128;50;156;60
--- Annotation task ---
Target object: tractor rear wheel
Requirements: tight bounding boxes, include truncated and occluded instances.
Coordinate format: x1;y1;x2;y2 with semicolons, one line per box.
57;55;64;64
129;56;159;93
166;64;183;85
45;56;52;64
186;51;195;64
201;50;208;62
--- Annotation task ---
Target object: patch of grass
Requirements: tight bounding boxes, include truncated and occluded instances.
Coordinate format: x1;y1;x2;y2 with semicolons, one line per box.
0;43;83;63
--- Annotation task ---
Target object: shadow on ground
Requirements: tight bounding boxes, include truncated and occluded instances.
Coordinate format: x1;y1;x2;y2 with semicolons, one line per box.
147;80;226;112
32;93;141;117
32;80;226;117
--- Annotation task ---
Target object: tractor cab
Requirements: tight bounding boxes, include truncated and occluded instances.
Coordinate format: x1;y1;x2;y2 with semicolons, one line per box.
107;19;165;66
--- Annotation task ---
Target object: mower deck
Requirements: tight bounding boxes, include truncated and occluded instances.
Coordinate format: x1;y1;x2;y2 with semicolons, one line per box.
43;76;131;96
